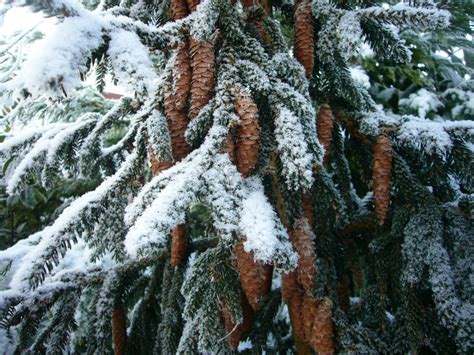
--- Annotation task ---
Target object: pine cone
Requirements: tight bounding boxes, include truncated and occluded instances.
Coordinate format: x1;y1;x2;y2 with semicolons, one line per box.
112;305;127;355
281;270;299;303
170;0;189;20
313;298;335;355
189;39;216;119
292;218;317;294
294;0;314;77
235;239;272;311
317;104;335;162
287;290;307;343
373;134;392;224
186;0;200;12
302;295;319;346
170;224;187;267
221;293;254;350
301;193;315;227
149;148;173;176
222;131;236;164
235;90;260;177
173;41;192;112
164;83;191;162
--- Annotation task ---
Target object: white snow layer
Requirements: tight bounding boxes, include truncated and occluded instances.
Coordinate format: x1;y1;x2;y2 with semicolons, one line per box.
10;15;104;96
107;29;158;94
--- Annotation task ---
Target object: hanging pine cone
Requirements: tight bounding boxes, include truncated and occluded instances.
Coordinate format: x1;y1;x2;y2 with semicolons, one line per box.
112;305;127;355
170;0;189;20
235;239;272;311
173;41;192;112
149;148;173;176
189;39;216;119
287;290;307;343
294;0;314;77
170;224;187;267
336;274;351;312
220;293;254;350
234;90;260;177
164;96;191;161
186;0;200;12
222;131;236;164
313;298;335;355
281;270;299;303
373;133;392;224
292;218;317;294
302;295;319;346
317;104;335;162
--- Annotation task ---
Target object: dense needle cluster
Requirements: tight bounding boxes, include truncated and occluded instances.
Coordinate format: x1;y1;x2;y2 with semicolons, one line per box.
0;0;472;354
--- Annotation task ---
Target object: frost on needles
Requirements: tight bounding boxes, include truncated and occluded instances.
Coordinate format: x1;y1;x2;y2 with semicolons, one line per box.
0;0;472;354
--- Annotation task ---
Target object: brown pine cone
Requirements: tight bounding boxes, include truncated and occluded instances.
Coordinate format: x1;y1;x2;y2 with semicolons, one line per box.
235;239;272;311
222;131;236;164
189;39;216;119
313;298;335;355
287;290;307;343
302;295;319;347
292;218;317;295
234;90;260;177
170;0;189;20
187;0;200;12
112;305;127;355
173;41;192;112
149;148;173;176
281;270;299;303
301;193;315;228
221;293;254;350
317;104;335;162
170;224;187;267
164;84;191;162
373;134;392;224
294;0;314;77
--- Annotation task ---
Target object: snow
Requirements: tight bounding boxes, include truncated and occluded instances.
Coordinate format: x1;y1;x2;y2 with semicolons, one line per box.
350;66;371;89
239;178;298;269
8;146;140;291
8;15;104;96
399;88;443;119
5;123;70;194
273;105;315;191
397;116;474;156
107;29;158;94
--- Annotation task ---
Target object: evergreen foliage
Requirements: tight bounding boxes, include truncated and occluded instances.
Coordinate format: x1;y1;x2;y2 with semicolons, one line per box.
0;0;472;353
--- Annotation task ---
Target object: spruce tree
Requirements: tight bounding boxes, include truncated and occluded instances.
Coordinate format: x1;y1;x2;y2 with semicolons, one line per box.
0;0;472;353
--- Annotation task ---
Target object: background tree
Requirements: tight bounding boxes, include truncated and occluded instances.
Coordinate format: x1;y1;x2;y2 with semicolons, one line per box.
0;0;472;354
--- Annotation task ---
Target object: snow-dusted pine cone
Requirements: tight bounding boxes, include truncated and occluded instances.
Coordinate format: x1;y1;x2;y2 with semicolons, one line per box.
294;0;314;77
373;133;392;224
313;298;335;354
187;0;200;12
235;90;260;177
189;39;216;119
292;218;317;294
317;104;335;162
164;89;191;161
112;305;127;355
223;131;236;164
149;148;173;176
170;0;189;20
170;224;187;267
302;295;319;346
281;270;299;303
235;239;272;311
287;290;307;343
